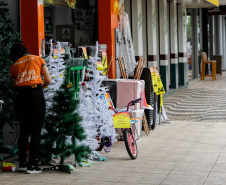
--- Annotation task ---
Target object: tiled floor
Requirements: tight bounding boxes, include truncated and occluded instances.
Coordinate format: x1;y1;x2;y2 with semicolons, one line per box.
1;73;226;185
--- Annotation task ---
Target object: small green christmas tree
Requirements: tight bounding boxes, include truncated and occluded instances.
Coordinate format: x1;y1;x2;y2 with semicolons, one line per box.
0;0;21;149
40;75;91;170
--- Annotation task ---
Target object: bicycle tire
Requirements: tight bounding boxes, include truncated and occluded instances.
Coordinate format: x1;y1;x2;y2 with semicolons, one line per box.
95;136;104;152
123;129;138;159
96;143;104;151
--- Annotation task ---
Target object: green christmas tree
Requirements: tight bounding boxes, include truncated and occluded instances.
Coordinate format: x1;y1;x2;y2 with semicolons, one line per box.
40;75;91;170
0;0;21;149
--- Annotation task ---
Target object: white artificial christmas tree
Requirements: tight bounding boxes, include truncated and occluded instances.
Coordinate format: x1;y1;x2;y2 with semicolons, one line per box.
78;42;117;156
43;40;66;112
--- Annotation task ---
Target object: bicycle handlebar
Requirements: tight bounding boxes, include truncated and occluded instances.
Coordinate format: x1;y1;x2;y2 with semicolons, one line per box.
127;98;142;111
109;98;142;114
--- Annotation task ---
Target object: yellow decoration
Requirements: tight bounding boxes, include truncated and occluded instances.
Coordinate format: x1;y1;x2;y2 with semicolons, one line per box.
101;51;108;75
113;112;131;128
113;0;119;15
65;0;76;9
82;47;88;59
67;82;73;88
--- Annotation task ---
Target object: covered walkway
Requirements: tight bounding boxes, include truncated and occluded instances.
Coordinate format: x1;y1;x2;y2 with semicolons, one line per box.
1;73;226;184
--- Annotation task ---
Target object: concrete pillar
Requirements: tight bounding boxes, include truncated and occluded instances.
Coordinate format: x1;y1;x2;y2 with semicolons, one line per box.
209;16;214;60
124;0;131;25
215;15;223;55
132;0;143;62
223;16;226;69
98;0;119;79
7;0;19;26
20;0;44;56
191;9;199;78
142;0;147;63
169;0;178;89
178;4;187;86
147;0;157;68
213;16;216;55
159;0;169;93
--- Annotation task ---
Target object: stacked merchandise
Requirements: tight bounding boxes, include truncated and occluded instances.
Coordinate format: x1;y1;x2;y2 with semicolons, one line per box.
119;13;136;75
102;79;145;139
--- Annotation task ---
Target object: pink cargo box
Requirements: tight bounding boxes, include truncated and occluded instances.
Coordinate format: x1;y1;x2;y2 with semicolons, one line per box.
116;109;144;140
116;79;145;110
130;109;144;140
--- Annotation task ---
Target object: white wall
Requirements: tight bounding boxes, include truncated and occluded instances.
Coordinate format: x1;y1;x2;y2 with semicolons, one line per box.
53;6;73;25
6;0;19;27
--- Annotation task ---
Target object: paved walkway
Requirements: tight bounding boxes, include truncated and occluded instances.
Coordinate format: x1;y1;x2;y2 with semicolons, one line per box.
1;73;226;185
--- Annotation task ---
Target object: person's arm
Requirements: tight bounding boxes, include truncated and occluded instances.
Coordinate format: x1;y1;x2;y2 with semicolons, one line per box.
41;65;51;88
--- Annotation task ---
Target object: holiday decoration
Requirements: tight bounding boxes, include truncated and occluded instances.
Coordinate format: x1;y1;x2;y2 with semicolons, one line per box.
44;0;76;9
40;76;91;171
77;41;117;156
43;40;66;113
0;0;21;149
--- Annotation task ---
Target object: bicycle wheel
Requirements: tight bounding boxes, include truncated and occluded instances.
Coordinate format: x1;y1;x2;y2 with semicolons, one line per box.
95;136;104;151
123;129;138;159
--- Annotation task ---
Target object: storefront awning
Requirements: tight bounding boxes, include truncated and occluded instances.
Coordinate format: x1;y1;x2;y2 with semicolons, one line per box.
177;0;219;8
44;0;76;9
205;0;219;7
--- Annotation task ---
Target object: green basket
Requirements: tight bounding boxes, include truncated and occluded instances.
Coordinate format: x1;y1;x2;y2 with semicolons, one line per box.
66;58;89;67
66;58;90;94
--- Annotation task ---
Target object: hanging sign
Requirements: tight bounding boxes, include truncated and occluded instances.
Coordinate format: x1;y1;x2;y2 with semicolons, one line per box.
150;68;165;95
156;71;165;95
101;51;108;74
113;112;131;128
150;68;158;93
205;0;219;7
82;47;88;59
62;28;70;39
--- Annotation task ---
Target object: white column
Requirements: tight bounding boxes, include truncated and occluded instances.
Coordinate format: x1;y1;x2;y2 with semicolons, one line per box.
178;4;187;85
191;9;199;78
124;0;131;24
215;15;223;55
223;16;226;69
169;0;178;89
142;0;147;63
147;0;157;68
209;16;214;59
159;0;169;92
132;0;143;62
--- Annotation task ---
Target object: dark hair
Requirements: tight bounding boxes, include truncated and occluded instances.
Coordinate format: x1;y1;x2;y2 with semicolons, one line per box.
10;43;29;63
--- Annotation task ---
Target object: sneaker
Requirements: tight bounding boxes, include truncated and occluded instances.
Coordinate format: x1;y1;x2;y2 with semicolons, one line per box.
18;163;27;172
26;166;42;174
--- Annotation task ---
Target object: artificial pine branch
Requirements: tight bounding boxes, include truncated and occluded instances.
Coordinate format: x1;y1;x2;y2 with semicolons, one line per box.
40;74;91;166
0;0;21;149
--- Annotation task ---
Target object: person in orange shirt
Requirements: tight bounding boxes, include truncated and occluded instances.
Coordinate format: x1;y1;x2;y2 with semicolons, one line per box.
10;43;51;174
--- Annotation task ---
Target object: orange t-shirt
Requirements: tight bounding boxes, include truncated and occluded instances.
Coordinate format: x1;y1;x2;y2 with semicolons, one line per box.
10;55;46;86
